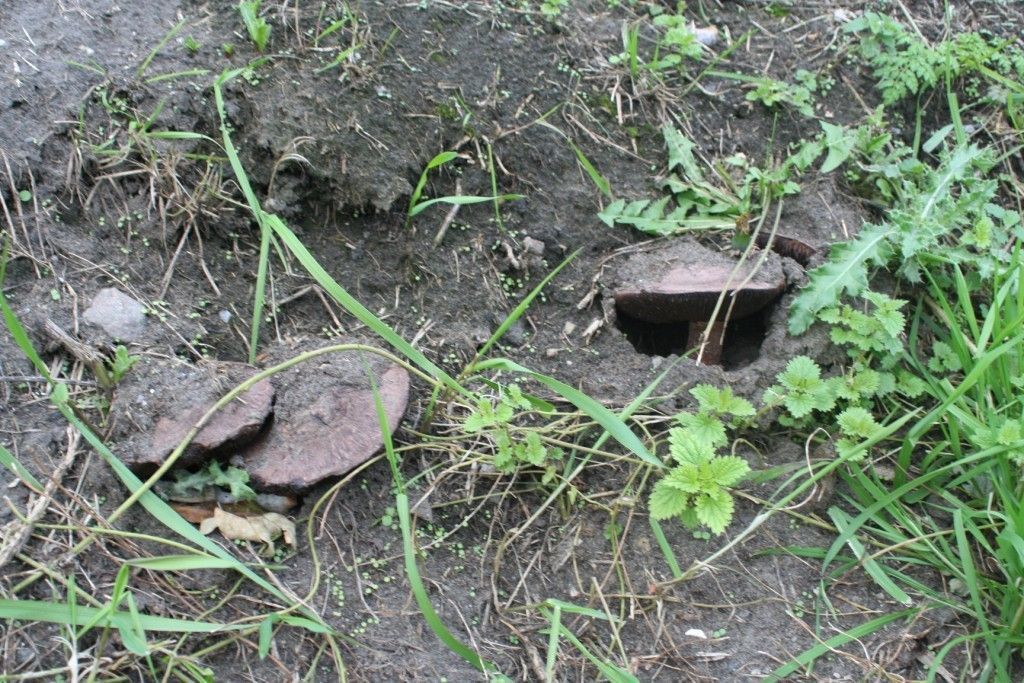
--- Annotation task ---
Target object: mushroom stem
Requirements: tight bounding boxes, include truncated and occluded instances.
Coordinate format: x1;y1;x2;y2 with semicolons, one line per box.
688;320;726;365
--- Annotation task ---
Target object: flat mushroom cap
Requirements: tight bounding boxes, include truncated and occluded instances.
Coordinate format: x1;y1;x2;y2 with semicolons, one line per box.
613;244;786;324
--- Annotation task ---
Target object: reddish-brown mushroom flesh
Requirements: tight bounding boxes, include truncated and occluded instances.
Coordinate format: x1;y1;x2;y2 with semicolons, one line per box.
614;264;784;365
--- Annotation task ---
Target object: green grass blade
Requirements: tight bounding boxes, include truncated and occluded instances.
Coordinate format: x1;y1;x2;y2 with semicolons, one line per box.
545;603;561;682
765;608;918;681
556;623;638;683
566;140;611;198
649;517;683;579
0;599;240;633
470;248;580;363
0;443;43;491
371;375;497;673
827;507;912;606
128;555;241;571
136;17;186;78
212;72;271;364
409;193;523;217
265;213;467;395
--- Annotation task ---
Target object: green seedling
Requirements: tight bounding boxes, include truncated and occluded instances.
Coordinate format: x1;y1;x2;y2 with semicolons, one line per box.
745;70;819;117
183;36;200;54
239;1;271;52
107;345;139;385
404;151;522;229
648;424;750;535
464;383;564;481
845;11;1024;106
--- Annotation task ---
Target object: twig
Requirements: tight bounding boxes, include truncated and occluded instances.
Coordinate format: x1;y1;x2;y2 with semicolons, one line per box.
432;180;462;248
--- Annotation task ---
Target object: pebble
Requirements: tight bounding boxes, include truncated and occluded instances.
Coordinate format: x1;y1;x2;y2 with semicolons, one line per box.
82;287;147;342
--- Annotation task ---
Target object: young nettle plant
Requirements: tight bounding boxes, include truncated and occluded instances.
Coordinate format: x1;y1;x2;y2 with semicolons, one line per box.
649;385;754;535
648;423;751;536
463;383;564;482
167;460;258;502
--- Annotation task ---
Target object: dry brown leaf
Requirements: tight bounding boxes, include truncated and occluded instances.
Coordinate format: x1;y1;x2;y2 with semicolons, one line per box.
199;507;295;555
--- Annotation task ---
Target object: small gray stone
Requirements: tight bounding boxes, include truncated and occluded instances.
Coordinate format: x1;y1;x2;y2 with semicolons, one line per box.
82;288;147;342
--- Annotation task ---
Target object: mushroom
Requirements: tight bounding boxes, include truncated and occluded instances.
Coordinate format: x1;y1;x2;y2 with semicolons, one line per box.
614;262;784;365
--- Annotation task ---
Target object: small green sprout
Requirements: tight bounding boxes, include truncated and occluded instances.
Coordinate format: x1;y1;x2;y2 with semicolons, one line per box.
239;1;271;52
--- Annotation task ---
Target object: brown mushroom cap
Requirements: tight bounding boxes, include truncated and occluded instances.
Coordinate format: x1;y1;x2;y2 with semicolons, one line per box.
613;244;786;324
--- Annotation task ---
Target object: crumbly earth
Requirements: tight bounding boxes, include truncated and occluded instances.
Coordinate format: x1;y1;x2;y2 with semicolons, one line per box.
1;0;1014;680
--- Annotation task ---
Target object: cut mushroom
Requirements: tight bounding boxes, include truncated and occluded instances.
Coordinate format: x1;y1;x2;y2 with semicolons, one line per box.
614;250;785;365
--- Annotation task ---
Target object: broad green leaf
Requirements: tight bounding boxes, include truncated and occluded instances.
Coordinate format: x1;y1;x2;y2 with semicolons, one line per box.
668;427;715;465
694;488;734;535
675;412;727;449
648;480;690;520
706;455;751;487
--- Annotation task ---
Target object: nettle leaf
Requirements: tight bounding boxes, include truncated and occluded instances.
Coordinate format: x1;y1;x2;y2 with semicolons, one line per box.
784;392;818;419
694;488;734;535
778;356;822;391
996;419;1022;446
896;371;926;398
676;412;728;449
836;368;881;401
864;291;908;338
661;464;702;494
789;224;894;335
649;480;691;520
521;431;547;467
493;431;516;472
928;341;963;373
837;407;879;439
706;455;751;487
668;427;716;465
464;398;497;432
690;384;755;418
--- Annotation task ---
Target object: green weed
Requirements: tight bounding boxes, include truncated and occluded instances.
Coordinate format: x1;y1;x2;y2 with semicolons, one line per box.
239;1;271;53
845;11;1024;106
599;125;802;236
405;151;522;230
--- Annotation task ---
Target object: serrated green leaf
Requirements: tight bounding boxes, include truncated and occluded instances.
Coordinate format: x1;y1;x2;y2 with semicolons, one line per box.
675;412;728;449
661;464;702;493
789;224;894;335
784;392;817;419
837;407;879;438
705;455;751;487
649;480;691;520
779;356;821;390
694;488;734;535
668;427;716;465
690;384;755;418
663;125;703;181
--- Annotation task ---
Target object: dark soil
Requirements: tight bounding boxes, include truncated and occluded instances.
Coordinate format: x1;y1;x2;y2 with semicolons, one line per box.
0;0;1004;680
